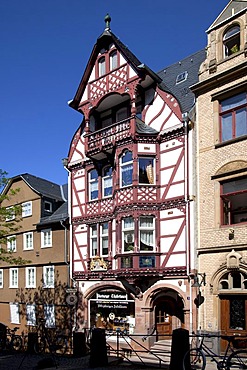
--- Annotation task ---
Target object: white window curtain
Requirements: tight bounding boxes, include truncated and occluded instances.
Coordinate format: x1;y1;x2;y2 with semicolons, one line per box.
44;304;55;328
26;304;36;326
10;303;20;324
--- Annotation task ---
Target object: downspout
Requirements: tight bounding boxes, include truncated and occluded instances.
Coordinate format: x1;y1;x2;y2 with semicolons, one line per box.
60;219;70;287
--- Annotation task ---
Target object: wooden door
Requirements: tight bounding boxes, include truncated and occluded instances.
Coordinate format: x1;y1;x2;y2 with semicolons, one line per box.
156;306;172;340
220;295;247;351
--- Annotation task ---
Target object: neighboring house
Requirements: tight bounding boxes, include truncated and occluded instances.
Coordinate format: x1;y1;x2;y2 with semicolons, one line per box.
191;0;247;351
0;173;71;334
65;14;204;342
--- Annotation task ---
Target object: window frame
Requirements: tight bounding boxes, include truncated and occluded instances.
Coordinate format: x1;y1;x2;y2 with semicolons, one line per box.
26;303;36;326
120;150;133;188
88;169;99;201
0;269;3;288
110;50;118;70
43;265;55;288
139;216;155;252
9;268;18;288
41;228;52;248
25;267;36;288
100;222;109;256
22;201;32;217
102;166;113;198
90;225;98;257
7;235;16;252
220;176;247;225
23;232;34;250
223;25;240;58
6;206;15;221
138;157;155;185
122;216;135;253
219;92;247;142
98;56;106;77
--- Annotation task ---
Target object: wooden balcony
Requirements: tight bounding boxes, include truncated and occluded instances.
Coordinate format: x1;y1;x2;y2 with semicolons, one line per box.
85;118;132;160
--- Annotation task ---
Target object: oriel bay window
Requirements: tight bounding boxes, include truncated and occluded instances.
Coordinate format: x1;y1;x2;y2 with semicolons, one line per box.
120;150;133;187
90;223;109;257
139;157;155;184
220;93;247;142
221;177;247;225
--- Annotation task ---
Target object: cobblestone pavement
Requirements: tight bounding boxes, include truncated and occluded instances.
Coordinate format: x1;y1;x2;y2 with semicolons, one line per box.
0;351;218;370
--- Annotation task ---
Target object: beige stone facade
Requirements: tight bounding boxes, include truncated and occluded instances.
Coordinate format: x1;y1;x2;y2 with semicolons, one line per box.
192;1;247;343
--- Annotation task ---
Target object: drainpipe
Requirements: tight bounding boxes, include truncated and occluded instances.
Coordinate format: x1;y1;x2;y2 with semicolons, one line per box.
60;220;70;286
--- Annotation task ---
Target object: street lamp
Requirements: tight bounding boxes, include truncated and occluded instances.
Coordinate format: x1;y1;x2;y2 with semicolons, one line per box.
191;273;206;287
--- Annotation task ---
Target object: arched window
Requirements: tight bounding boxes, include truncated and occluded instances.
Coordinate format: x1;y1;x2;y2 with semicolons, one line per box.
98;57;106;77
219;271;247;290
110;50;117;70
223;25;240;57
120;150;133;187
89;169;98;200
102;166;112;197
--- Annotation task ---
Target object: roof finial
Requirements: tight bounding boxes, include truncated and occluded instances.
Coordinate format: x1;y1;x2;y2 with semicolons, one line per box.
104;13;111;30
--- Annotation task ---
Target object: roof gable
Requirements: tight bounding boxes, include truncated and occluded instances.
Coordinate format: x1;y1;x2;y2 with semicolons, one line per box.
208;0;247;30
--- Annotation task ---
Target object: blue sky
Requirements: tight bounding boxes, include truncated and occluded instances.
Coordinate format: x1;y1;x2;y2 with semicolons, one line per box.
1;0;228;185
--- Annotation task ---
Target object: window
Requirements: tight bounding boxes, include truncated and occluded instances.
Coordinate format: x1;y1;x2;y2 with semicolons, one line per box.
9;268;18;288
6;206;15;221
110;51;117;70
25;267;36;288
44;201;52;213
89;169;98;201
176;71;188;84
223;25;240;58
23;232;33;250
98;57;106;77
90;225;98;257
22;201;32;217
43;266;55;288
221;177;247;225
139;157;155;184
26;304;36;326
41;229;52;248
90;223;109;257
122;217;134;252
7;235;16;252
120;151;133;187
0;269;3;288
139;216;155;251
100;223;109;256
220;93;247;142
10;303;20;324
44;304;55;328
219;271;247;290
102;166;112;197
116;107;128;122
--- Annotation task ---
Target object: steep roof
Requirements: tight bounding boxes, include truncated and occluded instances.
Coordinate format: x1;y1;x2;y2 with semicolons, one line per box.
208;0;247;30
157;49;206;114
21;173;65;201
38;201;68;226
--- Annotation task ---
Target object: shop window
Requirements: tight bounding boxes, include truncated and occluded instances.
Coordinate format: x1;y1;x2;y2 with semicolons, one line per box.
89;169;99;201
120;150;133;187
221;176;247;225
110;50;117;70
139;216;155;251
223;25;240;58
98;57;106;77
102;166;113;198
122;216;134;252
139;157;155;184
220;93;247;142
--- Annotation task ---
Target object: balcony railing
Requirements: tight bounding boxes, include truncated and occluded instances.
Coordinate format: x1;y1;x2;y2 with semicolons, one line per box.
86;118;131;153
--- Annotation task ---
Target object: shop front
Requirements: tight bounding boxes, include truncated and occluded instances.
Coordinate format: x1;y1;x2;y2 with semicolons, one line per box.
89;288;135;334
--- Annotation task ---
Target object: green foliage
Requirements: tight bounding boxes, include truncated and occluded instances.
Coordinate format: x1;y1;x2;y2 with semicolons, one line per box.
0;170;31;265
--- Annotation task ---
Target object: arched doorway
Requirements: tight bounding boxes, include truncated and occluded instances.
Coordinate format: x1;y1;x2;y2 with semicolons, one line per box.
153;289;185;340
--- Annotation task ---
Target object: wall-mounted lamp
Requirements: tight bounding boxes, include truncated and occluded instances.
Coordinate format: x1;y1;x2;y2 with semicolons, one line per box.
192;273;206;288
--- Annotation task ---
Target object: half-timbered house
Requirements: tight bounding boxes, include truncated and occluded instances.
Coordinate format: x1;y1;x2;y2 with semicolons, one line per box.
66;15;203;340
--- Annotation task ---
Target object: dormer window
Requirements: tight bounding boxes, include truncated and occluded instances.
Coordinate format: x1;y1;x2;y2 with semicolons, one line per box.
223;25;240;58
98;57;106;77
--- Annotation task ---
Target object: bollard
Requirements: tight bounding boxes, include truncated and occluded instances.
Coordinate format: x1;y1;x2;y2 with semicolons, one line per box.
170;328;190;370
27;332;38;353
89;328;108;368
73;331;88;357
